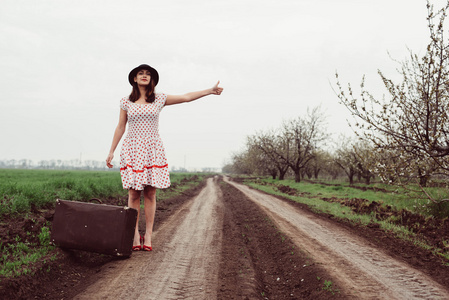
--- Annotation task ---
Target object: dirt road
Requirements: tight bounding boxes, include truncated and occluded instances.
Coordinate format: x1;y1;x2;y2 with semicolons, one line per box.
71;176;449;299
74;176;224;299
225;177;449;300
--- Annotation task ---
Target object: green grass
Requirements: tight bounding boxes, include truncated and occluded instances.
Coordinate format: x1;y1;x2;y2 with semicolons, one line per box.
1;226;56;278
0;169;208;217
247;181;362;222
244;177;449;262
0;169;126;216
259;178;429;214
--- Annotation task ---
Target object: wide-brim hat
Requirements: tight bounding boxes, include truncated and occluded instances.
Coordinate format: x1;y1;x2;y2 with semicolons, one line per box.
128;64;159;86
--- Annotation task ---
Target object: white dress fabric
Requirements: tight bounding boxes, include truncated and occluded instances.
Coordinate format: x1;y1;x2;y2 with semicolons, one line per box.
119;93;170;190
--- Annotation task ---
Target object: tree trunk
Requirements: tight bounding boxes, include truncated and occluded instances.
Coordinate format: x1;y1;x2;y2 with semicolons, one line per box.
279;168;287;180
294;171;301;183
364;175;371;185
419;175;429;187
417;168;429;187
348;173;354;185
347;168;356;184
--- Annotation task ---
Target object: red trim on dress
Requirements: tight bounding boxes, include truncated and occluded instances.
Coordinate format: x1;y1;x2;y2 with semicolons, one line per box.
120;164;168;173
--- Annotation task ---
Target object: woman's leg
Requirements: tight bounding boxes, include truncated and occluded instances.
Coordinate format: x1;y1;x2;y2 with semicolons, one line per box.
143;186;157;248
128;189;141;247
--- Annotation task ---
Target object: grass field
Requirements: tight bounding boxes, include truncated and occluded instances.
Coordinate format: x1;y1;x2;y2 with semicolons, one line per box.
0;169;203;217
0;169;206;278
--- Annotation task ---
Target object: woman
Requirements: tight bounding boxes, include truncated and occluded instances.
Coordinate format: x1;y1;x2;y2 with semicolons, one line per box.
106;64;223;251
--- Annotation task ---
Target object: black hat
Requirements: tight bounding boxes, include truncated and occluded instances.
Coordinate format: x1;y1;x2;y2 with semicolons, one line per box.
128;64;159;86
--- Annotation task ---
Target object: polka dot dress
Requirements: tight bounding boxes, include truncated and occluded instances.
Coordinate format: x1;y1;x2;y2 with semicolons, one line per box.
119;93;170;190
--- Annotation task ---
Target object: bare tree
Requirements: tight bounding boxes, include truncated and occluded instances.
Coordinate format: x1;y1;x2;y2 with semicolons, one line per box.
304;150;330;179
334;136;359;184
248;129;290;180
323;158;345;180
229;151;253;175
282;107;328;182
245;140;279;178
353;141;375;185
228;107;327;181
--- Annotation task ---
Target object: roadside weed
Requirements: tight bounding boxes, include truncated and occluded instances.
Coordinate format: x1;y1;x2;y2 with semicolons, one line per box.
38;226;51;246
322;280;339;295
0;232;55;278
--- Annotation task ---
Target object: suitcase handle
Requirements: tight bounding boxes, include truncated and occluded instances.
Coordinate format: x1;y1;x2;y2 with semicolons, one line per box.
89;198;103;204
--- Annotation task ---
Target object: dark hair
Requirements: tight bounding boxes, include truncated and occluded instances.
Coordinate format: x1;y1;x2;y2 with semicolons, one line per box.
129;72;156;103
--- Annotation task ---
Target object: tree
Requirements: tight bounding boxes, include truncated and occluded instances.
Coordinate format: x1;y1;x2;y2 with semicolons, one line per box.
248;129;290;180
282;107;328;182
353;141;375;185
245;140;279;178
369;146;440;187
324;159;344;180
228;107;327;181
334;136;359;184
304;150;330;179
335;1;449;187
227;151;252;175
221;163;234;174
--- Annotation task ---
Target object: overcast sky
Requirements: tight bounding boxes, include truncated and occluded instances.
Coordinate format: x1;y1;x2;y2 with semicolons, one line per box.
1;0;446;170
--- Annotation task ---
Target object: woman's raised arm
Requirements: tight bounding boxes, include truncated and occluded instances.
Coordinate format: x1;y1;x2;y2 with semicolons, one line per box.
165;81;223;106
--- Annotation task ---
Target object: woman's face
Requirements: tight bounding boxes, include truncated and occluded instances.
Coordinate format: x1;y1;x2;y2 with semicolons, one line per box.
134;69;152;86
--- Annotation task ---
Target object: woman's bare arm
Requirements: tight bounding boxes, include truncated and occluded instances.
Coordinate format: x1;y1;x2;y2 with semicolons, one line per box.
106;109;127;168
165;81;223;106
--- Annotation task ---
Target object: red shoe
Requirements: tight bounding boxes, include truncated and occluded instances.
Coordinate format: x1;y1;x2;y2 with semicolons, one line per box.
132;245;142;251
143;245;152;251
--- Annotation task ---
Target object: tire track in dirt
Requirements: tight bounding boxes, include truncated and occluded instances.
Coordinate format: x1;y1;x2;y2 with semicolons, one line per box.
225;177;449;300
74;177;223;300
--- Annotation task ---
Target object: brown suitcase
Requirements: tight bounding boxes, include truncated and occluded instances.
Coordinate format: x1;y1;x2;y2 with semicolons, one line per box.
51;199;138;257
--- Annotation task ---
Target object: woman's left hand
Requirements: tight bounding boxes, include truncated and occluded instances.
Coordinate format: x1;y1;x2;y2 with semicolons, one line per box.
106;153;114;168
211;81;223;95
